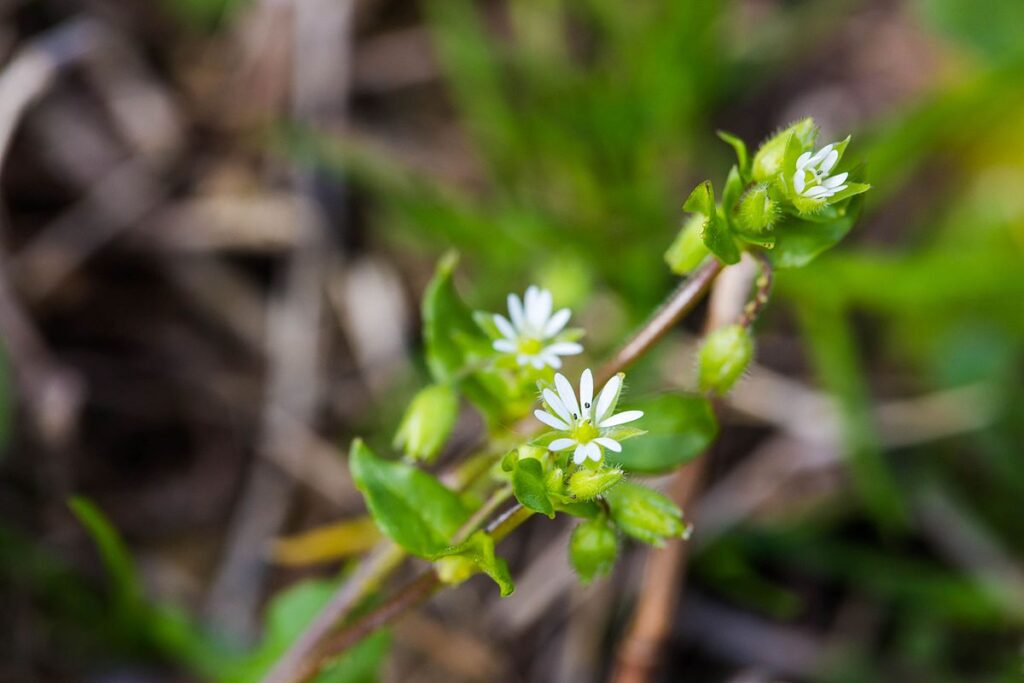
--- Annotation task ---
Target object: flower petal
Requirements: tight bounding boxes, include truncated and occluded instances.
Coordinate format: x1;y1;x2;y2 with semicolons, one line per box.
803;186;830;198
810;144;834;166
529;288;553;332
599;409;644;428
823;172;848;188
594;437;622;452
508;293;525;330
535;409;569;431
820;148;839;173
793;170;806;193
544;341;583;357
555;372;581;418
516;354;530;366
796;151;811;170
531;356;545;369
585;442;602;462
541;353;562;369
493;339;516;353
549;438;577;451
493;314;517;341
543;308;571;338
543;388;571;423
573;444;588;465
594;374;621;423
579;368;594;413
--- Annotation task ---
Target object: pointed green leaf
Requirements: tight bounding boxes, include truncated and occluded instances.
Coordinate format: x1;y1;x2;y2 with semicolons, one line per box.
349;439;470;557
68;497;142;613
722;165;744;216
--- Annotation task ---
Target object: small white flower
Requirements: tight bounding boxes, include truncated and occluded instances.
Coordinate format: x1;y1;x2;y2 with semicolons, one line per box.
492;286;583;369
534;369;643;465
793;142;849;200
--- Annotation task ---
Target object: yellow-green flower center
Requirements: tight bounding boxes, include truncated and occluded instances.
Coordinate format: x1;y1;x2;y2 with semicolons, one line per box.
571;420;599;444
517;338;543;355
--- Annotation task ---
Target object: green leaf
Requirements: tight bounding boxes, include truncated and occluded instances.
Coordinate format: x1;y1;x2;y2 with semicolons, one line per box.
349;439;470;557
570;517;618;584
771;197;863;269
422;252;479;382
609;395;717;474
704;209;741;265
434;530;514;596
717;130;749;178
511;457;555;518
68;497;142;613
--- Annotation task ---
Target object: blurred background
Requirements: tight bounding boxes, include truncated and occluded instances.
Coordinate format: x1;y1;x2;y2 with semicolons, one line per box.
1;0;1023;681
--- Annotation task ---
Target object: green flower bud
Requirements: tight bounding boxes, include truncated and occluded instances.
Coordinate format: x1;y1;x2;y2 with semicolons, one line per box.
698;324;754;396
604;481;688;547
751;118;816;183
393;383;458;462
545;467;566;496
664;214;710;275
568;467;623;500
435;555;477;586
733;184;779;236
569;517;618;584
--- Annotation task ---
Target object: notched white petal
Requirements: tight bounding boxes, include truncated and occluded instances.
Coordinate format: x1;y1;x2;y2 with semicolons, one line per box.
599;409;644;428
549;437;577;451
594;437;622;452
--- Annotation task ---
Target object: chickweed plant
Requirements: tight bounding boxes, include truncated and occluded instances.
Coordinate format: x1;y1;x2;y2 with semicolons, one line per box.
264;119;870;683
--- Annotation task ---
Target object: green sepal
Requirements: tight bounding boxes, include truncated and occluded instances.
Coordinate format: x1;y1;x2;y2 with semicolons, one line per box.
683;180;740;266
433;530;514;597
349;439;470;558
717;130;750;179
770;194;864;269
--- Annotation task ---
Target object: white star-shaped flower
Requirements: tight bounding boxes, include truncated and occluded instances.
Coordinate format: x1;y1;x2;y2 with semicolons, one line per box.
534;369;643;465
793;142;849;200
492;286;583;369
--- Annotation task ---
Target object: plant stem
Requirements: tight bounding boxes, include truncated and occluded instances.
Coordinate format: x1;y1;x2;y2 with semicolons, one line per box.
737;251;773;329
597;258;723;385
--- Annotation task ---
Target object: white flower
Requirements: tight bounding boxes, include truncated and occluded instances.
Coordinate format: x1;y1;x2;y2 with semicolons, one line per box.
793;142;849;200
534;369;643;465
492;286;583;369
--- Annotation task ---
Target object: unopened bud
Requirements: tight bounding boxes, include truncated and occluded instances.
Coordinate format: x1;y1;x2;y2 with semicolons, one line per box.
751;118;815;183
604;481;687;547
435;555;476;586
393;383;458;462
570;517;618;584
734;185;779;236
568;467;623;500
698;324;753;395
